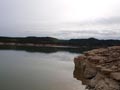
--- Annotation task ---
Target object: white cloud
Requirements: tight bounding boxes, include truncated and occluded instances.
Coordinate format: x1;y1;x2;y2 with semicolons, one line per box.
0;0;120;39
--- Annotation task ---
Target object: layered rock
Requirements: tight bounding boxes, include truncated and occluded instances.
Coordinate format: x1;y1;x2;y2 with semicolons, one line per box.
74;46;120;90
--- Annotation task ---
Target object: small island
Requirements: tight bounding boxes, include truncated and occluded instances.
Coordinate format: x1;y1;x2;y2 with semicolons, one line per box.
74;46;120;90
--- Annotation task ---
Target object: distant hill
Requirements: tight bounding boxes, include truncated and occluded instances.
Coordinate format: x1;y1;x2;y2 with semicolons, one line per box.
0;36;120;48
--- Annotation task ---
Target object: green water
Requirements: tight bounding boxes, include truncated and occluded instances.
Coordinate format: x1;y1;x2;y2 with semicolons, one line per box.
0;50;86;90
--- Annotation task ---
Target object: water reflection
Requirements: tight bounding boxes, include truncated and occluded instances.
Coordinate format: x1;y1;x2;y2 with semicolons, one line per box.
0;45;93;53
0;48;87;90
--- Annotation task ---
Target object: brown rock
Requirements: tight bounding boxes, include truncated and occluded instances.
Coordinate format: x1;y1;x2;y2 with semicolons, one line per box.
101;68;113;74
88;56;106;64
83;66;97;79
110;72;120;81
95;78;119;90
74;46;120;90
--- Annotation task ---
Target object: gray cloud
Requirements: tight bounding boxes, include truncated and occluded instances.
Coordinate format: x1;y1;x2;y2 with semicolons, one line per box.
92;17;120;24
0;0;120;39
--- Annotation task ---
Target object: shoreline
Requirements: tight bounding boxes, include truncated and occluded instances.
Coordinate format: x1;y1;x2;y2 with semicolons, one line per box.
0;42;79;48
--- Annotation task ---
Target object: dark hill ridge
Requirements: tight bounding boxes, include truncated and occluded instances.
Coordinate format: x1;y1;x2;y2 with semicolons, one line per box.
0;36;120;48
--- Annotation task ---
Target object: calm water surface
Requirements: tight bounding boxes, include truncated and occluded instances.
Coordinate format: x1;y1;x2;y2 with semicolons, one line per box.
0;50;86;90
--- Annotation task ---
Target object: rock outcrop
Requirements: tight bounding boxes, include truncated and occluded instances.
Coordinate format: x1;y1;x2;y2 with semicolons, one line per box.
74;46;120;90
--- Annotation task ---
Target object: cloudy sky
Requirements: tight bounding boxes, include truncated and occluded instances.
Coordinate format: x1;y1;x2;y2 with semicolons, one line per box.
0;0;120;39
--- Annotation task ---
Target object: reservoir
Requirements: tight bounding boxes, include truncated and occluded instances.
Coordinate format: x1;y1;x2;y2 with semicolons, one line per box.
0;48;86;90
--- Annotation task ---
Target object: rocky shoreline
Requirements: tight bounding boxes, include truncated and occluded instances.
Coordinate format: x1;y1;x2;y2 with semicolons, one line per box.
74;46;120;90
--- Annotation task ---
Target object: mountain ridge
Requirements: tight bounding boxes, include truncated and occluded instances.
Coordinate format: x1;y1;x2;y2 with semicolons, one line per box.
0;36;120;48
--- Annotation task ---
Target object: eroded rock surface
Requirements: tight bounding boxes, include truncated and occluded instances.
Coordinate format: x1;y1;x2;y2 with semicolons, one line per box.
74;46;120;90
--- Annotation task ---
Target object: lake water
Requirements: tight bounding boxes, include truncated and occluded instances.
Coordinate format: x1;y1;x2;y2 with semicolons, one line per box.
0;49;86;90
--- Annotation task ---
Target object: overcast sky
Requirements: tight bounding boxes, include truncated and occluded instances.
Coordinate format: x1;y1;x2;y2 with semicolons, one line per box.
0;0;120;39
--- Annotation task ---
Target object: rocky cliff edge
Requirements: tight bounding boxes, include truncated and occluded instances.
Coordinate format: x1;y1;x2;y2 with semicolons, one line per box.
74;46;120;90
